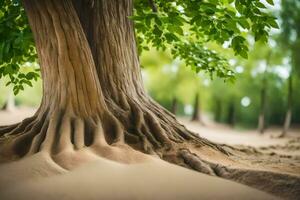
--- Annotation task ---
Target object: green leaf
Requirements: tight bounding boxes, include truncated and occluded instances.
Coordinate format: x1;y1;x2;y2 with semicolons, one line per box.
239;50;248;59
255;2;266;9
238;18;250;29
267;18;279;29
266;0;274;6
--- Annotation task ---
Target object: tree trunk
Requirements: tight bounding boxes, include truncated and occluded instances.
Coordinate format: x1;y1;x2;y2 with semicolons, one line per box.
0;0;131;168
1;90;15;112
0;0;215;167
191;92;204;125
258;60;269;134
0;1;299;197
171;97;178;115
227;101;235;127
258;84;266;134
71;0;220;155
214;98;222;122
281;73;293;137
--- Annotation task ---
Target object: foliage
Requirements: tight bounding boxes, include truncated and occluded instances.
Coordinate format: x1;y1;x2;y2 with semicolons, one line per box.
133;0;278;80
279;0;300;74
0;0;278;94
0;0;39;94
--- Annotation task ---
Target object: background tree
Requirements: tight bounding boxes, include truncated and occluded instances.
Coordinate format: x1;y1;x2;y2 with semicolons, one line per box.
257;52;270;134
1;89;15;112
279;0;300;137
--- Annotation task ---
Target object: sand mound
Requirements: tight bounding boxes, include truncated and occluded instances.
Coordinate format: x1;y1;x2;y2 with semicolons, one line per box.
0;153;276;200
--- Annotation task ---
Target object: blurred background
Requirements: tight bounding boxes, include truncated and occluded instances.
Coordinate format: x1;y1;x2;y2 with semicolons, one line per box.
0;0;299;146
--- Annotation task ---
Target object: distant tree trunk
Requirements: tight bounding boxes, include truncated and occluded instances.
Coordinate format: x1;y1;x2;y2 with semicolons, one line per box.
258;55;270;134
191;92;204;125
227;101;235;127
281;73;293;137
170;97;178;115
214;98;222;122
258;75;267;134
1;91;15;112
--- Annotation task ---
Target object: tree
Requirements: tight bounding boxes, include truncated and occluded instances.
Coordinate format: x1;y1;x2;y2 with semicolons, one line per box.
279;0;300;137
170;97;178;115
191;91;204;125
226;100;235;126
1;90;15;112
2;0;295;196
258;52;270;134
191;92;199;121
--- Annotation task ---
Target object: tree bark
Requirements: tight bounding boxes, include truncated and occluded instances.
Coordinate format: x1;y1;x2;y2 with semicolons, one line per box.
71;0;209;154
0;0;125;166
0;1;299;197
0;0;216;165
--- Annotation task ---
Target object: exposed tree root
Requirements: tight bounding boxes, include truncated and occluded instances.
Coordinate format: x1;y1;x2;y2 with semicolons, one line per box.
0;107;151;169
1;98;300;199
178;149;300;200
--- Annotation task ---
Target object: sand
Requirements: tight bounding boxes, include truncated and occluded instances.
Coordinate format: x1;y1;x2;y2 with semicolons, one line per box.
0;153;277;200
0;108;299;200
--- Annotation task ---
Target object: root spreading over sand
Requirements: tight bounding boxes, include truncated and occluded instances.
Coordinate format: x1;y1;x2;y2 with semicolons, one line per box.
0;110;300;200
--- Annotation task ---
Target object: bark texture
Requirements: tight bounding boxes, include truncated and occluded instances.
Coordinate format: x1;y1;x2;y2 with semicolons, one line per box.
0;0;299;198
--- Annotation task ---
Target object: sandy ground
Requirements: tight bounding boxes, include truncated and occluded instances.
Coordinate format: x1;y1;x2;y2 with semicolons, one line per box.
0;152;276;200
179;117;300;158
0;108;299;200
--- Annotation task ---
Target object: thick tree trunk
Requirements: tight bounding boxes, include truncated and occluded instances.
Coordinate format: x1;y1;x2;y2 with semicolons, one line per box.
281;73;293;137
71;0;209;154
170;97;178;115
0;1;299;197
0;0;135;168
0;0;214;165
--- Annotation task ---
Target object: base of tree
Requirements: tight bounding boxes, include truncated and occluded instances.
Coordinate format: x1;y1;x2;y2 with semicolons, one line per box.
1;103;300;199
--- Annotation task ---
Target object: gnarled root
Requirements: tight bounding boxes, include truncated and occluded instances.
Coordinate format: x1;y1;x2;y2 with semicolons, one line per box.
178;148;300;200
0;109;150;169
1;97;300;199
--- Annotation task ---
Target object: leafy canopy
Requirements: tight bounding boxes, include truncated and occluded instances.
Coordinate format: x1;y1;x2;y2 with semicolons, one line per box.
0;0;278;94
0;0;39;94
